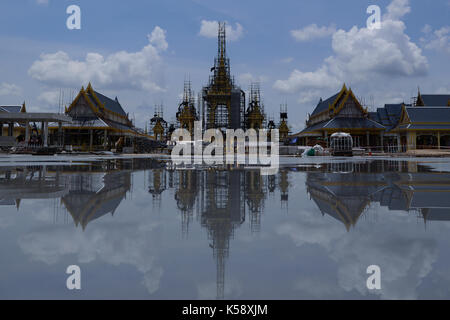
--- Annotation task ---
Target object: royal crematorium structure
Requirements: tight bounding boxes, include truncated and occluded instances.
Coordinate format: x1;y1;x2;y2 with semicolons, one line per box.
292;85;450;152
161;22;290;142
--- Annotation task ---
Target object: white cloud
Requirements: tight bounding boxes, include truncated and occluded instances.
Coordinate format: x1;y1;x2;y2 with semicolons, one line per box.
19;221;164;295
199;20;244;41
274;66;340;93
0;82;22;96
274;0;428;100
37;90;59;106
238;73;268;86
296;89;323;104
327;19;427;78
331;233;437;300
384;0;411;20
148;26;168;51
422;24;432;34
422;26;450;54
291;24;336;42
280;57;294;64
276;204;440;299
28;26;168;92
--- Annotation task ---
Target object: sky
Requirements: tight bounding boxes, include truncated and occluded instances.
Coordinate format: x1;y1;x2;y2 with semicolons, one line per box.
0;0;449;132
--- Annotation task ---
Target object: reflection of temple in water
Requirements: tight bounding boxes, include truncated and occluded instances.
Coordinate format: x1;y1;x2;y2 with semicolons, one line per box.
307;171;383;231
0;166;68;209
0;159;164;228
0;166;132;229
63;159;163;228
306;161;450;230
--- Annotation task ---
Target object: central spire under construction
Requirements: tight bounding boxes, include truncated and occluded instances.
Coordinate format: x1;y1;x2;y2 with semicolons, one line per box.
202;22;245;131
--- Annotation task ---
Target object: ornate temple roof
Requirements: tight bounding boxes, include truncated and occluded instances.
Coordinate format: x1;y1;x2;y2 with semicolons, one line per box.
299;117;384;135
394;106;450;131
406;106;450;122
89;90;127;117
310;92;341;117
368;103;406;131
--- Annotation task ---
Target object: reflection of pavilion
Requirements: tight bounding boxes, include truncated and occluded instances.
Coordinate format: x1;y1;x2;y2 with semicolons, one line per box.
306;167;450;229
379;172;450;223
62;170;131;230
306;172;384;231
0;165;132;229
0;167;68;208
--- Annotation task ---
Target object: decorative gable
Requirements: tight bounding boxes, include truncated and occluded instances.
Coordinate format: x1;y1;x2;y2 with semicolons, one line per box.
334;90;366;118
398;104;411;125
68;94;98;120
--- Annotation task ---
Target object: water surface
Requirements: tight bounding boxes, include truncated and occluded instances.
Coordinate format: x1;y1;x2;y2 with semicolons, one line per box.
1;157;450;299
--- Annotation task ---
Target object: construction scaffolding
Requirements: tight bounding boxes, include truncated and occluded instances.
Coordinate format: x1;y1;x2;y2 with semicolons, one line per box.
176;80;198;135
278;103;289;141
150;104;167;141
245;83;266;130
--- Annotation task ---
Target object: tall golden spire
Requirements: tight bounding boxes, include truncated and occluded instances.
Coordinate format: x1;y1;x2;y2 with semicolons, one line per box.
218;22;226;62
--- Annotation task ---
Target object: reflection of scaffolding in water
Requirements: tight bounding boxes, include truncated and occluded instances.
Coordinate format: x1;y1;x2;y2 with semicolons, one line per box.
174;170;198;238
146;167;274;299
279;171;289;209
245;171;266;233
200;170;245;299
268;175;276;193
